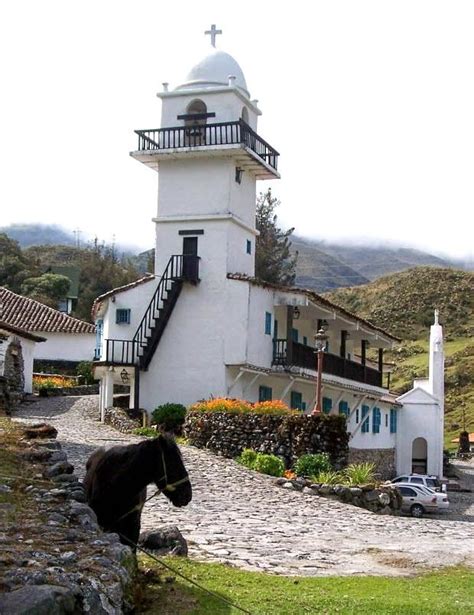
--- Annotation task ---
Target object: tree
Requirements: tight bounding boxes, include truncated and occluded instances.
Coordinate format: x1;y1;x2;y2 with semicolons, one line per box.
21;273;71;307
0;233;39;292
255;189;298;285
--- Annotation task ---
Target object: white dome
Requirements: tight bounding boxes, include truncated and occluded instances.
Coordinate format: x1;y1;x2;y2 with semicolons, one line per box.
175;49;250;98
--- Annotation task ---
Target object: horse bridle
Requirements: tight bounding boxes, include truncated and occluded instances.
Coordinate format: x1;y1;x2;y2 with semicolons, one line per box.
115;445;190;522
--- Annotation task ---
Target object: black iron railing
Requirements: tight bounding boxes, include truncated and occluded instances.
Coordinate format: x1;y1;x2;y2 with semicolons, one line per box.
272;340;383;387
133;254;199;358
135;119;279;171
102;339;139;364
95;254;199;366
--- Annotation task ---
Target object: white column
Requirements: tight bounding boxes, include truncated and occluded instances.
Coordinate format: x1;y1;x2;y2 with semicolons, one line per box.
428;310;445;477
101;371;114;423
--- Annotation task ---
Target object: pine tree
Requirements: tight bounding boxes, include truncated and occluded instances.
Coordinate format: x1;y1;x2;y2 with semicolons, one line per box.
255;189;298;285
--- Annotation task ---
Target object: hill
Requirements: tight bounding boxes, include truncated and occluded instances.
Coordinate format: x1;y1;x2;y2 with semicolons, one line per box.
325;267;474;447
0;224;76;247
291;236;456;291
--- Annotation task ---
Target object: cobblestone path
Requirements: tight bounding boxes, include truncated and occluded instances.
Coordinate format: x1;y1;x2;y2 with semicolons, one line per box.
13;396;474;576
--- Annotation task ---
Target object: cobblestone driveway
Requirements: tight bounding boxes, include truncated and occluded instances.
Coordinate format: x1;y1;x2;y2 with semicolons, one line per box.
13;396;474;576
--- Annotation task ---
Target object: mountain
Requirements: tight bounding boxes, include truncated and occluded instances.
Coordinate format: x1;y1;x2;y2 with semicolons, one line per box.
0;224;76;247
291;236;456;292
325;267;474;447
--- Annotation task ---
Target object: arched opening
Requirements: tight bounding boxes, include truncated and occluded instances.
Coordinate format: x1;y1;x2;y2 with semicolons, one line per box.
184;99;207;146
412;437;428;474
241;106;249;125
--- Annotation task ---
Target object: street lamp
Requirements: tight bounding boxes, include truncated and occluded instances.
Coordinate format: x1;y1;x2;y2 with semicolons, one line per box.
312;328;328;415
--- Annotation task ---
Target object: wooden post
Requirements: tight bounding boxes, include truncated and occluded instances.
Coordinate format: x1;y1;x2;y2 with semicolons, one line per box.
312;349;324;414
378;348;384;373
361;340;367;365
286;306;294;365
340;330;347;357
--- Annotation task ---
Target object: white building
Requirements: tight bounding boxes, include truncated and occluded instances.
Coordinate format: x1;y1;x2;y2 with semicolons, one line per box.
92;28;445;478
0;287;96;365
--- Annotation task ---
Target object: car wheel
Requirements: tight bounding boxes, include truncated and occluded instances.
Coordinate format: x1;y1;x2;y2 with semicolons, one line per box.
411;504;424;518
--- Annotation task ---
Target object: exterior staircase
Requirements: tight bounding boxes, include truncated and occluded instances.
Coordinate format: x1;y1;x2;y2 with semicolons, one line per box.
134;254;199;370
99;253;199;369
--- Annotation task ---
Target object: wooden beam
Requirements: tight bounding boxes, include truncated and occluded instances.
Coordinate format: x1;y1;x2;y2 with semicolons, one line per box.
227;369;245;395
350;400;377;439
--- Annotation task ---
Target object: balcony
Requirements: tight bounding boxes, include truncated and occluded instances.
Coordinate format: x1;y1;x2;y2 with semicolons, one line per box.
273;339;383;388
132;120;279;179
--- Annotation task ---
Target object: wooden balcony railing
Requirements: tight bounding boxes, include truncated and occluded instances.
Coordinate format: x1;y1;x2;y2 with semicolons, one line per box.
272;340;383;388
135;119;279;171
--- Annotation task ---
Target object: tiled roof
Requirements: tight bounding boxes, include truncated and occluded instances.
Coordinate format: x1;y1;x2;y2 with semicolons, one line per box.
0;287;95;334
227;273;401;342
0;320;46;343
91;275;155;319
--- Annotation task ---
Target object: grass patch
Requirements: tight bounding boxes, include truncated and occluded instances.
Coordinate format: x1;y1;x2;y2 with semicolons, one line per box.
137;556;474;614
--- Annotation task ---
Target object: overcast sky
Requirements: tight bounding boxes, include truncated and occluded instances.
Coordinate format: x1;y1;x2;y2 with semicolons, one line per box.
1;1;473;260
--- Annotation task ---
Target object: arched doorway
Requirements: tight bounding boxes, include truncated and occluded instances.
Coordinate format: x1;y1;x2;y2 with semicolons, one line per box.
412;437;428;474
184;99;207;146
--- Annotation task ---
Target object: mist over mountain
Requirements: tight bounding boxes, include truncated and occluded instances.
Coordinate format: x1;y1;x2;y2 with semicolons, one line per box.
291;235;462;292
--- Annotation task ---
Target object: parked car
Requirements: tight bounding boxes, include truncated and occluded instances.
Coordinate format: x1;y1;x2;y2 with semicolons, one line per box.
395;482;449;515
396;484;447;517
391;474;441;491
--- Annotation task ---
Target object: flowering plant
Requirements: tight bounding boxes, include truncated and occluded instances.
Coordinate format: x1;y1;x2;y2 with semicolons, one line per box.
189;398;294;416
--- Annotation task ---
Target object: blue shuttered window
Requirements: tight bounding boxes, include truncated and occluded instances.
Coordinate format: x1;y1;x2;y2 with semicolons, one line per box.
322;397;332;414
361;405;370;433
390;408;398;433
356;408;360;423
303;336;308;346
372;407;381;433
292;328;299;342
246;240;252;254
265;312;272;335
290;391;303;410
339;400;349;417
116;308;131;324
259;385;272;402
95;319;103;359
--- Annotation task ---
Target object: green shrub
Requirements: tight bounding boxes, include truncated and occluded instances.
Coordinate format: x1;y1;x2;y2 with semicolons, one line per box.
253;453;285;477
133;427;158;438
294;453;331;477
314;470;343;485
343;462;376;485
152;403;187;434
76;361;96;385
238;448;258;469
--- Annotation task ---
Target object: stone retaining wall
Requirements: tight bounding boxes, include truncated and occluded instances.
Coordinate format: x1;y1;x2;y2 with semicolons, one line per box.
184;411;349;468
104;407;142;433
0;424;136;614
38;384;100;397
349;447;396;480
275;477;402;514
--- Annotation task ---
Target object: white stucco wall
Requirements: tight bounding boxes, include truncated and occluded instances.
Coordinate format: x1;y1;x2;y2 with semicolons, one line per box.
395;387;443;477
0;334;36;394
160;89;259;132
98;280;158;361
34;332;96;362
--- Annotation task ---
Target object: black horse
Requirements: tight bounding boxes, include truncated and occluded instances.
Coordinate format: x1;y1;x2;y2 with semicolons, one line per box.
83;435;192;550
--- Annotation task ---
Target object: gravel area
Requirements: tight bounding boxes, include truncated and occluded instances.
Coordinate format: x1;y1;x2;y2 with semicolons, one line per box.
12;396;474;577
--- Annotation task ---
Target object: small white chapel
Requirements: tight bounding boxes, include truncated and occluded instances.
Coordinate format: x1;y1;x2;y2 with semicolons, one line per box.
92;27;445;479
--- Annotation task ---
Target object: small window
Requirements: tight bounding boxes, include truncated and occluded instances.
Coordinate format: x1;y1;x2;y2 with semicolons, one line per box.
322;397;332;414
290;391;303;410
356;408;360;423
292;328;299;343
372;407;381;434
385;413;389;428
116;308;131;324
265;312;272;335
361;405;370;433
339;400;349;417
411;477;423;484
259;385;272;402
390;408;397;433
273;319;278;339
246;240;252;254
399;486;417;497
303;336;308;346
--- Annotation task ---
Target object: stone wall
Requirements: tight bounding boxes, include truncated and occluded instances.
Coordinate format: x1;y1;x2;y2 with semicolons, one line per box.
104;407;143;433
0;424;136;614
275;477;402;515
349;447;396;480
38;384;100;397
184;411;349;469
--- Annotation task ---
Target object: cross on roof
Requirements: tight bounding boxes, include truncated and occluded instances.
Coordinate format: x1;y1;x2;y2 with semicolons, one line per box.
205;24;222;47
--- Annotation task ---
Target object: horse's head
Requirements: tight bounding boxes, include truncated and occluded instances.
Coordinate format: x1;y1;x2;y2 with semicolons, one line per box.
153;435;192;507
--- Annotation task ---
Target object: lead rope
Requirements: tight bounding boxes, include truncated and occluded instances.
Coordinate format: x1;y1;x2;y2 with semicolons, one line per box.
118;532;253;615
116;448;190;522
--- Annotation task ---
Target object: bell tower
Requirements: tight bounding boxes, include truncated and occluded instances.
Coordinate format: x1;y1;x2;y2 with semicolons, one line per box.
130;26;280;281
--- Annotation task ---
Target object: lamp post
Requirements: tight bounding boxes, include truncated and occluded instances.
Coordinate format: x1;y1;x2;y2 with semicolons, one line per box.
312;328;328;415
